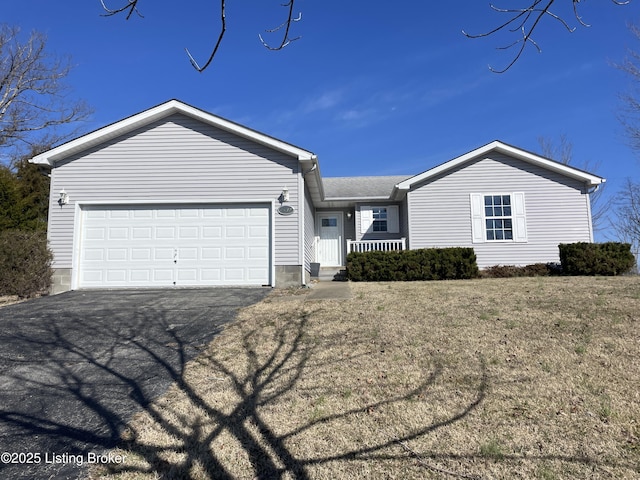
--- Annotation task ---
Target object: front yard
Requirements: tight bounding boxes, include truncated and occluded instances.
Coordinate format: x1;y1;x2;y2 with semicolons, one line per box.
93;277;640;479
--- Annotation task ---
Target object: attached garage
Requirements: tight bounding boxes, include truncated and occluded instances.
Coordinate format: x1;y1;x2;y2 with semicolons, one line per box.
77;204;272;288
31;100;319;293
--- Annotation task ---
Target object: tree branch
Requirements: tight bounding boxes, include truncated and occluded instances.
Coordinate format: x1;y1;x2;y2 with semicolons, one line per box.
258;0;302;51
464;0;631;73
99;0;143;19
185;0;226;72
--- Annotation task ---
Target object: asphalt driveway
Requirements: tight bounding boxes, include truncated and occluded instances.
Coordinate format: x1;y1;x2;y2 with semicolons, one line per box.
0;288;269;480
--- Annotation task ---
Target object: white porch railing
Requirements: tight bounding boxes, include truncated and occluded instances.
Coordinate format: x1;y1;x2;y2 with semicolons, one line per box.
347;238;406;253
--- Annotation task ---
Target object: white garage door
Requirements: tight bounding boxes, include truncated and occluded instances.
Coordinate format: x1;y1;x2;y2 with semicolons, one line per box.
78;204;271;288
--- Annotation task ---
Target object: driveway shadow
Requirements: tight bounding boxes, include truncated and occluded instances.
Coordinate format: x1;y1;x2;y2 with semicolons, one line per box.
0;288;269;480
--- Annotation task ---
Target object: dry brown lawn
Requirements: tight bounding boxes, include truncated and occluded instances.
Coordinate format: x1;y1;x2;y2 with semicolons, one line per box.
92;277;640;479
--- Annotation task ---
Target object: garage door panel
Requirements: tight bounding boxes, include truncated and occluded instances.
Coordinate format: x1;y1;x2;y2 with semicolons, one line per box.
156;227;176;239
83;249;104;261
109;210;130;219
130;270;150;282
133;209;152;219
85;227;106;240
202;248;221;260
107;248;127;261
249;246;268;259
154;248;174;261
108;227;128;240
224;269;244;281
248;268;269;280
156;210;176;219
203;226;222;238
133;227;152;239
226;226;246;238
79;204;270;288
178;247;198;260
106;270;127;282
131;248;151;261
201;269;221;281
179;226;198;239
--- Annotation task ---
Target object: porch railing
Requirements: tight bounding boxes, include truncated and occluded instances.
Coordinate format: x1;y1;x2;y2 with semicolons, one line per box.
347;238;406;253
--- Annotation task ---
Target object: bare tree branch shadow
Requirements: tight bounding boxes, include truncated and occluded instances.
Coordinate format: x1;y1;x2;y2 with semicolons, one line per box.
0;294;636;479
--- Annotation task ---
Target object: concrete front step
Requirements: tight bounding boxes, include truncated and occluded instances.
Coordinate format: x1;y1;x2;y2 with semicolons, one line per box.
315;268;348;282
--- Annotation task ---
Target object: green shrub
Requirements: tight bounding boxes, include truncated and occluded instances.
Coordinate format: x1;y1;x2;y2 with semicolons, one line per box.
0;230;53;298
558;242;635;276
346;248;478;282
480;263;558;278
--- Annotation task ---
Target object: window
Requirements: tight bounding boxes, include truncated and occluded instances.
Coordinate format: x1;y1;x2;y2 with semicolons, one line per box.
321;218;337;227
360;205;400;234
470;192;527;244
484;195;513;241
372;207;388;232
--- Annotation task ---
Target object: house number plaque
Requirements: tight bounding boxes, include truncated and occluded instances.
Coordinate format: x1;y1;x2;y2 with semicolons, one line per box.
277;205;294;216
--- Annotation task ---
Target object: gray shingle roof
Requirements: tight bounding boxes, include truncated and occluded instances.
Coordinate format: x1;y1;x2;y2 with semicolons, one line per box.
323;175;411;199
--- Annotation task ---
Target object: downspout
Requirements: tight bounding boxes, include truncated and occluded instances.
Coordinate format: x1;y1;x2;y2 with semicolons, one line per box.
299;159;318;286
585;182;596;243
298;164;305;286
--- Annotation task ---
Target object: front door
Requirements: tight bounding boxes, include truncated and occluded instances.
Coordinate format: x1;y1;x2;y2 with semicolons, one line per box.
317;213;343;266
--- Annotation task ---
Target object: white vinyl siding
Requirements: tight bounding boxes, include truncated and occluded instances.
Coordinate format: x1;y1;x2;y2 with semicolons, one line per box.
408;154;593;268
48;113;302;270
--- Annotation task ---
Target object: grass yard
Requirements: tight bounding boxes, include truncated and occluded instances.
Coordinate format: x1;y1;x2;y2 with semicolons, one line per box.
92;277;640;479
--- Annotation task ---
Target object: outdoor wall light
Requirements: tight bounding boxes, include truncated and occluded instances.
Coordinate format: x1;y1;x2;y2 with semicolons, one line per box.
281;186;289;202
59;189;69;205
346;211;353;220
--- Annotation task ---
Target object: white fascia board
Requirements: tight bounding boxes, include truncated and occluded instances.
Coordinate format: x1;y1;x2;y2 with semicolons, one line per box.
396;141;606;190
31;100;315;166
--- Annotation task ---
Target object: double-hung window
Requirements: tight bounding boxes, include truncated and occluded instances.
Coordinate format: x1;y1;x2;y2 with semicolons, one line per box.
484;195;513;241
372;207;388;232
470;192;527;243
360;205;400;234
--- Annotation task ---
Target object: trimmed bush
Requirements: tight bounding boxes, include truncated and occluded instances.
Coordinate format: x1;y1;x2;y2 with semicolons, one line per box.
0;230;53;298
559;242;635;276
480;263;559;278
346;248;478;282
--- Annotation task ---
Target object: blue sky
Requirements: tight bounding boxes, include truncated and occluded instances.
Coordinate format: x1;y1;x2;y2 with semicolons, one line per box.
5;1;640;238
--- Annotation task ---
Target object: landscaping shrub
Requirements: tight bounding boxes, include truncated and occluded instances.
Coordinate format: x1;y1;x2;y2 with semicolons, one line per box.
346;248;478;282
480;263;559;278
0;230;53;298
558;242;635;276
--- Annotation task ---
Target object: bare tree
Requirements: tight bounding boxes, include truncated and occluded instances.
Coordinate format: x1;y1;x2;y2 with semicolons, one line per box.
611;178;640;267
464;0;631;73
618;23;640;154
0;25;91;164
538;134;574;165
100;0;302;72
537;135;608;232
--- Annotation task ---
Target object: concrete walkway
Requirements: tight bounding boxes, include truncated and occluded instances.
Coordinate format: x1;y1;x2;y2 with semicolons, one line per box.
305;281;352;300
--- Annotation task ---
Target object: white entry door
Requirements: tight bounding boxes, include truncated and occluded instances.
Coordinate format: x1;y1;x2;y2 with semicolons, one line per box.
316;213;343;266
78;204;271;288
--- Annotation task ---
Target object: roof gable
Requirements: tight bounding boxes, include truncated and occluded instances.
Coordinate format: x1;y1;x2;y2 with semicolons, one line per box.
395;141;605;193
31;99;316;167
